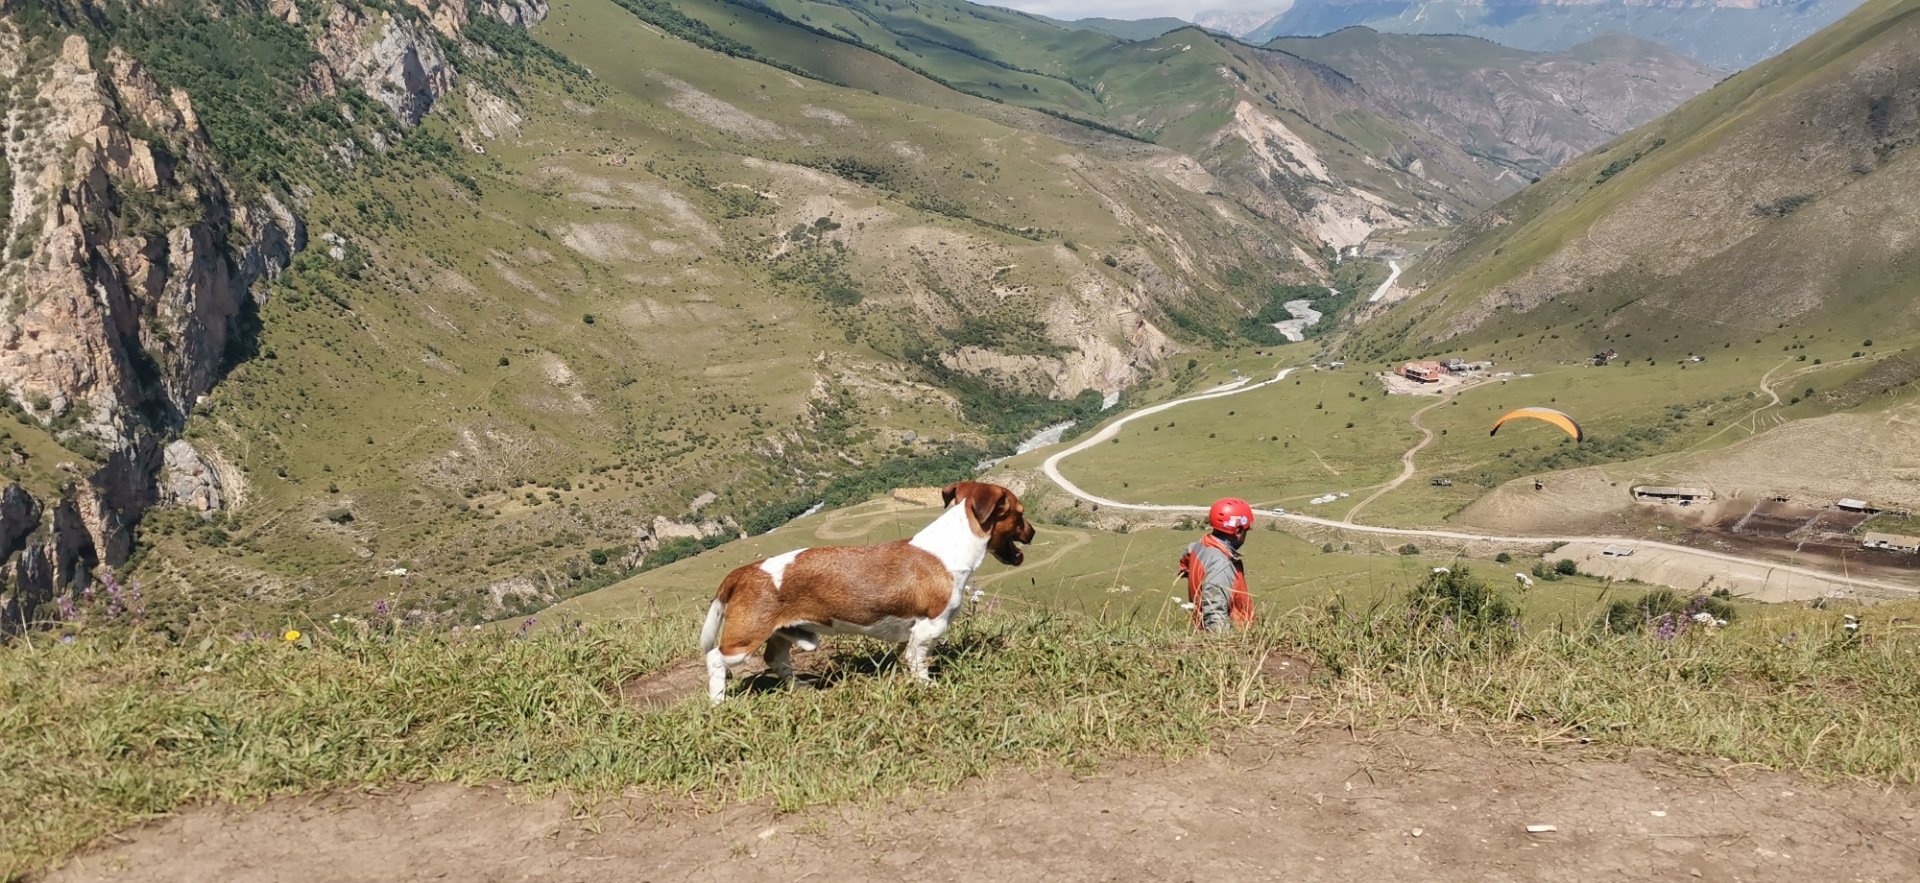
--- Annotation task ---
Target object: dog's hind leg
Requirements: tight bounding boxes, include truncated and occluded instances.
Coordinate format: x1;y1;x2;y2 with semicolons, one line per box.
706;647;748;704
764;633;796;686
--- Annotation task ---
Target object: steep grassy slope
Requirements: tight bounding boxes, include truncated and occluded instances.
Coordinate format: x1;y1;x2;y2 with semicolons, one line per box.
1368;0;1920;363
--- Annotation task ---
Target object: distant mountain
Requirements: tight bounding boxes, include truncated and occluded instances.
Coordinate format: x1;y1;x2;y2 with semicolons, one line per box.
1268;28;1724;179
1250;0;1869;68
1192;7;1291;36
1046;15;1193;41
1379;0;1920;354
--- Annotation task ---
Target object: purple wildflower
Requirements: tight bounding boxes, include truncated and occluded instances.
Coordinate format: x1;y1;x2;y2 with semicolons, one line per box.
373;598;391;619
61;634;74;643
517;617;537;637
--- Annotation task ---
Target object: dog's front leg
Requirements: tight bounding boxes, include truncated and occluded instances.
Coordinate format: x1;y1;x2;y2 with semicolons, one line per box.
903;616;949;682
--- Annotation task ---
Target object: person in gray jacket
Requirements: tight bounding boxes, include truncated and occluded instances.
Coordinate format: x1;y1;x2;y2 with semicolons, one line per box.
1180;498;1255;632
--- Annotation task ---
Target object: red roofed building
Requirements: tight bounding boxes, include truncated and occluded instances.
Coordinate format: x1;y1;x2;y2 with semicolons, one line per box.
1399;361;1444;383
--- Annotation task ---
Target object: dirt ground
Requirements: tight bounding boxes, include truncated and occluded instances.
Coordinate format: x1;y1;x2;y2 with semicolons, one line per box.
1555;541;1873;602
47;723;1920;883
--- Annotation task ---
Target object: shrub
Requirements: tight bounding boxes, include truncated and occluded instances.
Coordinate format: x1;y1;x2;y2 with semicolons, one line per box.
1601;590;1738;635
1494;552;1512;564
1398;544;1419;556
1553;559;1578;576
1405;566;1520;631
323;508;354;524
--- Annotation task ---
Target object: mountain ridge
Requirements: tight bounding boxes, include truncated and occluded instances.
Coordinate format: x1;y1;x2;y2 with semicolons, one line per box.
1245;0;1864;68
1364;0;1920;359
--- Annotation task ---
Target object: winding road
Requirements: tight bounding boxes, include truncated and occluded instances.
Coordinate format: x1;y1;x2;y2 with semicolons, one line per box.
1038;368;1916;597
1368;260;1403;303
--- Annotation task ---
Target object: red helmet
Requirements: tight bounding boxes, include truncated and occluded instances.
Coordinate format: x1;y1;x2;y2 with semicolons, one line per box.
1209;498;1254;533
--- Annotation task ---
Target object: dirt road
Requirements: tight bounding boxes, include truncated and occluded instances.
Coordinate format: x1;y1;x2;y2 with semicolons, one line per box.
1037;366;1916;598
50;727;1920;882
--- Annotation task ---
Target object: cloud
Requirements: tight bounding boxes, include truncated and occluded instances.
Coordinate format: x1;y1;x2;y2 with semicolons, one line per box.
993;1;1289;22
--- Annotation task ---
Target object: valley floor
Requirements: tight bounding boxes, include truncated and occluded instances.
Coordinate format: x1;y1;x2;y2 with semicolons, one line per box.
48;726;1919;882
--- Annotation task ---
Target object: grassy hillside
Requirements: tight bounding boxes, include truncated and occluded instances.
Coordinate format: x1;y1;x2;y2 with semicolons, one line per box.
1370;0;1920;363
1044;15;1192;42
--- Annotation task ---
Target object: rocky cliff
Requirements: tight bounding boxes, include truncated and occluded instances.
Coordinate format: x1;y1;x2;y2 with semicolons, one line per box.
0;1;544;632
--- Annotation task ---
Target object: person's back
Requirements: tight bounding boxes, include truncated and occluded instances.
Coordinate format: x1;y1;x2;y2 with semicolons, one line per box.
1181;499;1255;632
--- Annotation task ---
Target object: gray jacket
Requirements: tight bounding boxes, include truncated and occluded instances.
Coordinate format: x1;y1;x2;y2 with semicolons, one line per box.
1188;535;1242;633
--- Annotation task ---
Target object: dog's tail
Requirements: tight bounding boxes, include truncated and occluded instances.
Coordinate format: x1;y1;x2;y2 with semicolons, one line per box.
699;598;725;654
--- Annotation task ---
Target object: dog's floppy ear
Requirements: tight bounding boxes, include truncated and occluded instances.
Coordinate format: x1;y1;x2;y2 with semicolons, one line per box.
966;484;1007;530
941;482;961;508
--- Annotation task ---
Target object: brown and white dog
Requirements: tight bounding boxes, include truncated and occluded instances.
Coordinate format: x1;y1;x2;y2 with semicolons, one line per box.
700;481;1034;703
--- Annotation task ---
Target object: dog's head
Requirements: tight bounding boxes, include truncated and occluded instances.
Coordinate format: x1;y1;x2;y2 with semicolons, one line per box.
941;481;1035;566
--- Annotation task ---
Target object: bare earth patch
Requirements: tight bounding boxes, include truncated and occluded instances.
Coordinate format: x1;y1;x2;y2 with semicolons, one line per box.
46;728;1920;882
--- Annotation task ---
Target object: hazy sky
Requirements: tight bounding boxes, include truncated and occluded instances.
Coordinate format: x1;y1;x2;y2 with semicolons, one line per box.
994;1;1289;22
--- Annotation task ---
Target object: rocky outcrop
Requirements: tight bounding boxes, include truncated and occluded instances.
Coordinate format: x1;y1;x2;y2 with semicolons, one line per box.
160;440;224;519
316;2;458;127
0;487;97;633
1;38;293;445
479;0;551;28
0;5;545;630
0;484;41;560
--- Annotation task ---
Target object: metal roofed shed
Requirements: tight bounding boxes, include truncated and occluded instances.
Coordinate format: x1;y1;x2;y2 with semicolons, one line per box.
1862;532;1920;553
1633;486;1713;504
1601;545;1634;558
1836;498;1876;512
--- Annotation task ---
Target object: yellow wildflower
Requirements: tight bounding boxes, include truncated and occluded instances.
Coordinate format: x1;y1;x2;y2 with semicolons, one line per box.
284;630;301;642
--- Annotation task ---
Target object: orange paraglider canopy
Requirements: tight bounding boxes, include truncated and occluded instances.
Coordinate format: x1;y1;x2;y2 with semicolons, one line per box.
1489;407;1583;442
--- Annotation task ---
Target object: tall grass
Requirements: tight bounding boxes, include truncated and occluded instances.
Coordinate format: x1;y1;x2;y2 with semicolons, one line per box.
4;601;1917;876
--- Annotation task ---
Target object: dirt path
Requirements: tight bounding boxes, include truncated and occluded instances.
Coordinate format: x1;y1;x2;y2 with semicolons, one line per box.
1685;355;1880;453
1343;393;1456;525
49;727;1920;883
